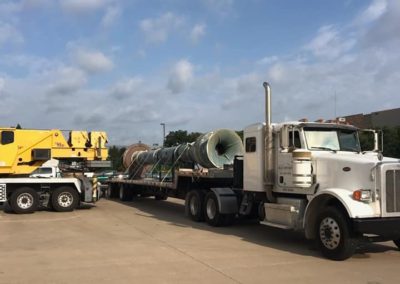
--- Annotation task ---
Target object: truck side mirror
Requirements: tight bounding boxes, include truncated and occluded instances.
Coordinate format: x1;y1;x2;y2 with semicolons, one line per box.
359;129;379;152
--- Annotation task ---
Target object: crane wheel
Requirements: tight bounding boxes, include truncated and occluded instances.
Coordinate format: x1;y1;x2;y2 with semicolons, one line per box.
10;187;39;214
51;186;79;212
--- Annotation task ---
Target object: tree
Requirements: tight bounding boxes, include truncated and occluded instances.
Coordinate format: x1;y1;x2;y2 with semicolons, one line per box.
382;126;400;158
236;130;243;140
360;126;400;158
164;130;202;147
107;145;126;171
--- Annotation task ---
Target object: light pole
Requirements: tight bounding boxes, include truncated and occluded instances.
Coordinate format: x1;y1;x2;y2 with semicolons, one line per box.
160;123;166;146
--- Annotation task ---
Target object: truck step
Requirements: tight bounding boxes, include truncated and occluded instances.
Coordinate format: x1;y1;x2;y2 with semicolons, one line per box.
260;221;291;230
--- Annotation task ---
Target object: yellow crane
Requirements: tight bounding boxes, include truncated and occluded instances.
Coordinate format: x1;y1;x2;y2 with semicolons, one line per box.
0;127;109;214
0;128;108;175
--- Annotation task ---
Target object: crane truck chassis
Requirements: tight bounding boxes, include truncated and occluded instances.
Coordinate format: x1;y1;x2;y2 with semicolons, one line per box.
106;82;400;260
0;128;110;213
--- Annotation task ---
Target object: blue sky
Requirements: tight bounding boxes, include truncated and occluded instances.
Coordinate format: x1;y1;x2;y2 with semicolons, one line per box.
0;0;399;145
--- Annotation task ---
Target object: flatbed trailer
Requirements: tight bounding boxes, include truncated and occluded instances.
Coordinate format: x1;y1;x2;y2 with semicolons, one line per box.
107;167;236;194
106;163;243;221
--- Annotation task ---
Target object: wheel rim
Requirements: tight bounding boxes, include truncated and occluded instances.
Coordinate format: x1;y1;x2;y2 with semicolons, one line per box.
206;198;217;220
319;217;341;250
17;193;34;209
58;192;73;208
189;195;198;216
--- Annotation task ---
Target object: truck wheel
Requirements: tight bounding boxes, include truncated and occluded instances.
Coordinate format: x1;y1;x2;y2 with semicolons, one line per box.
316;207;356;260
10;187;39;214
52;186;79;212
204;191;231;227
119;184;133;201
185;190;204;222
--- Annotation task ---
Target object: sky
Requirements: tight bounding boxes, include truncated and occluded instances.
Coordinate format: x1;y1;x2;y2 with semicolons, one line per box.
0;0;399;145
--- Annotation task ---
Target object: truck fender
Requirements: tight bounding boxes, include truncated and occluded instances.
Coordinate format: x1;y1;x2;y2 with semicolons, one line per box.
303;188;378;239
77;176;93;202
210;188;238;215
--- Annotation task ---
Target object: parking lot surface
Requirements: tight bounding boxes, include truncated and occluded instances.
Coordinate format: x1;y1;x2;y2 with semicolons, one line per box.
1;198;399;284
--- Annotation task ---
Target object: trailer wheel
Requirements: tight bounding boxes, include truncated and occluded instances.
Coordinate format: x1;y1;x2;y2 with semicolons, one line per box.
10;187;39;214
52;186;79;212
155;192;168;201
316;207;356;260
106;184;118;199
185;190;204;222
119;184;133;201
204;191;232;227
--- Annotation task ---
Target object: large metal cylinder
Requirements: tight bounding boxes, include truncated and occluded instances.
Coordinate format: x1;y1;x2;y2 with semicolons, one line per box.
123;129;243;178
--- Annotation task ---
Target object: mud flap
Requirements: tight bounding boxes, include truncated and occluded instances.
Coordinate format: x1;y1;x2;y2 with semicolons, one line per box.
210;188;238;214
77;176;94;202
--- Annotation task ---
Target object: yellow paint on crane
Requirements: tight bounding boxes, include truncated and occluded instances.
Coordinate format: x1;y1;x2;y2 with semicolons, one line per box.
0;128;108;175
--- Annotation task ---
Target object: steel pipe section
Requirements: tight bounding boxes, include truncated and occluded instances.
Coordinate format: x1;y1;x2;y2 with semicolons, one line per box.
123;129;243;177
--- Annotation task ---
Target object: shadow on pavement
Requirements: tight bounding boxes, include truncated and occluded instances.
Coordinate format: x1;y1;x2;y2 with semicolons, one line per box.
0;202;95;214
109;197;399;260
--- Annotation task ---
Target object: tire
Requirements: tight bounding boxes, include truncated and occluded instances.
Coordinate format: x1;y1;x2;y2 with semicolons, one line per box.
10;187;39;214
185;190;204;222
316;207;356;260
204;191;232;227
106;184;118;199
393;239;400;249
51;186;79;212
155;192;168;201
119;184;133;201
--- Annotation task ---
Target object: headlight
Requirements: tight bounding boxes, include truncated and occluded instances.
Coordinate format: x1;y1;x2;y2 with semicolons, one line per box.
353;189;372;202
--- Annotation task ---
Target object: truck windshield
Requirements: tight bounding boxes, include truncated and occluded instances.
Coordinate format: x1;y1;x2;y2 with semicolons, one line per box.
304;127;361;152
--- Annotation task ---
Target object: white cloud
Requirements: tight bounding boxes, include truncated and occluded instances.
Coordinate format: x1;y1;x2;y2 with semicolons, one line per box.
102;5;121;27
110;77;143;99
354;0;387;25
72;48;114;73
304;25;356;59
60;0;111;13
190;24;206;44
47;67;87;95
139;12;184;43
362;0;400;46
0;21;24;46
202;0;234;16
167;59;194;94
257;56;279;65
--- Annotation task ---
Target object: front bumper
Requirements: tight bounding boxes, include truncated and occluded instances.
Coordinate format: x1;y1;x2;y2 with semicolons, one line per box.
353;217;400;237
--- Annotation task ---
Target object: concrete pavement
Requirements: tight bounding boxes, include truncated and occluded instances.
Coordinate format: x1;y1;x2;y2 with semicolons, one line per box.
1;198;399;283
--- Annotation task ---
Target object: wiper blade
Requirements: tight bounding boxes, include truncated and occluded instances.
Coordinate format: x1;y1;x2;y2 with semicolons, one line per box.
311;147;337;152
341;147;360;153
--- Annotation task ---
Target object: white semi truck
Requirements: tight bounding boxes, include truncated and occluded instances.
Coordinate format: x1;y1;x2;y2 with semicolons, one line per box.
107;82;400;260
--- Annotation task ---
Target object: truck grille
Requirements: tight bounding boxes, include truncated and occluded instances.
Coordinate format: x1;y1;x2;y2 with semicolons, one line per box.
0;184;6;202
386;170;400;213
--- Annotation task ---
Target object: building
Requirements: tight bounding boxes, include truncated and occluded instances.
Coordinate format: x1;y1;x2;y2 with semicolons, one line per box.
343;108;400;129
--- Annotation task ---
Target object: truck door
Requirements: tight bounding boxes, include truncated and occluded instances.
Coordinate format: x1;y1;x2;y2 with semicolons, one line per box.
276;127;301;190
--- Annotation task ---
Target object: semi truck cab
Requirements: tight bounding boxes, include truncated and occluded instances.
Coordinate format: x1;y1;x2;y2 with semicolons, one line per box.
240;83;400;260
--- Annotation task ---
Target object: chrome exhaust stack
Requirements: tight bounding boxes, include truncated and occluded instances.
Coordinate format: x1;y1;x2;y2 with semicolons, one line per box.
263;82;276;202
